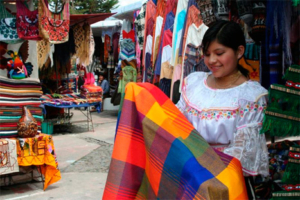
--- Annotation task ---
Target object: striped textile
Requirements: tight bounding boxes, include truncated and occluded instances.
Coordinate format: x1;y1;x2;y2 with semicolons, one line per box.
103;82;248;199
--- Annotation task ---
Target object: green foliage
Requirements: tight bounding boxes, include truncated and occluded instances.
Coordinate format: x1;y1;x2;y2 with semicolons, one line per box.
70;0;119;14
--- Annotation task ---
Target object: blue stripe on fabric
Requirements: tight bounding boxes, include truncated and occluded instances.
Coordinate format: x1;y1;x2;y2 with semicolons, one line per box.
159;138;213;199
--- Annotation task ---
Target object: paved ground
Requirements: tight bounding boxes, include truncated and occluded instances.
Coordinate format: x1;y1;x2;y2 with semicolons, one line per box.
0;110;118;200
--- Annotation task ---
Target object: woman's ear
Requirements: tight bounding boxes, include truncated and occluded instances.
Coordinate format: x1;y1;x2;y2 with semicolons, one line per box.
236;45;245;60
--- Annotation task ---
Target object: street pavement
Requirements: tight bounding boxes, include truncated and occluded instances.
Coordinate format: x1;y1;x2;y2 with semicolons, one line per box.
0;110;118;200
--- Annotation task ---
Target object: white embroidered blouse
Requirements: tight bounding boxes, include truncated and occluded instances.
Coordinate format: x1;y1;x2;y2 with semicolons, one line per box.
176;72;269;176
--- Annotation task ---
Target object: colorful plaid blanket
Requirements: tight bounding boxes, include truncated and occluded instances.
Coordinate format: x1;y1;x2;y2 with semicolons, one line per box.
103;82;248;199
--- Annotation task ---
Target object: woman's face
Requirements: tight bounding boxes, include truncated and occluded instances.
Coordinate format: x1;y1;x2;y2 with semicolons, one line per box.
204;40;242;78
99;75;104;81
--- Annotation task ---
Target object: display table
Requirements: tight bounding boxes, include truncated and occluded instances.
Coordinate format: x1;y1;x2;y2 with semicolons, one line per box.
43;102;101;132
0;134;61;190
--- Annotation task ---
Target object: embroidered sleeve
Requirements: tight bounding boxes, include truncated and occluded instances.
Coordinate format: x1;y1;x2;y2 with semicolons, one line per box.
223;96;269;177
176;94;187;113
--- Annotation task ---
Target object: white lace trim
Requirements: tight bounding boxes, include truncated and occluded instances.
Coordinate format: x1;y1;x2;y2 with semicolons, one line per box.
223;123;269;177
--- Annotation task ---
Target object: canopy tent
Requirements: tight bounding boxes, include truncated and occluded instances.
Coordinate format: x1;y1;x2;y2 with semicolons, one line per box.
70;13;115;26
110;0;145;21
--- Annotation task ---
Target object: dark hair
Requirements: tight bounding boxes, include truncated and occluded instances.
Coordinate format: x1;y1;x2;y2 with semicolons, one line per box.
202;20;249;78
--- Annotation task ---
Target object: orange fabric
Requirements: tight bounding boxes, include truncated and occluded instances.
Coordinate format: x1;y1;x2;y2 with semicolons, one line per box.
239;57;260;82
104;35;111;63
151;0;167;63
142;0;157;67
15;134;61;190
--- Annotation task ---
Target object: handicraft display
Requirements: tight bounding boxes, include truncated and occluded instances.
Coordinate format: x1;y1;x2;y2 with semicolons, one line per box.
16;0;41;40
17;106;38;138
39;0;70;44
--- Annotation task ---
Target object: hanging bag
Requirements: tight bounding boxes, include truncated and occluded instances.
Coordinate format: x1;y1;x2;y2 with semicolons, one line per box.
16;0;41;40
39;0;70;44
0;0;23;44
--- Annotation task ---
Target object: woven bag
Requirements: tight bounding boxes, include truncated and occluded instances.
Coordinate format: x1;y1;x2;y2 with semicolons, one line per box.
38;0;70;44
16;0;41;40
0;0;23;44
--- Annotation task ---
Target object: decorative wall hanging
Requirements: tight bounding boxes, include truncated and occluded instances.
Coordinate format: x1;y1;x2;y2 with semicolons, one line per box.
0;0;23;44
6;50;33;79
16;0;41;40
17;106;38;138
39;0;70;44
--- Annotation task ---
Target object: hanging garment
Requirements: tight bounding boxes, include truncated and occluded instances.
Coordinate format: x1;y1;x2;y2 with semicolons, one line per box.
103;82;248;199
0;1;23;44
171;7;187;66
112;32;120;63
152;16;164;66
182;43;208;80
39;0;70;44
120;39;136;61
122;29;135;43
151;0;166;64
179;5;202;58
198;0;216;26
134;1;147;50
180;23;208;91
16;0;41;40
118;66;137;95
73;23;91;66
154;12;175;76
104;34;111;63
212;0;229;20
142;0;157;67
159;78;171;97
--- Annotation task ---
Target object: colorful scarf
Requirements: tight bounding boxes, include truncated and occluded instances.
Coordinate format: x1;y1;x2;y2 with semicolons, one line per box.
103;82;248;199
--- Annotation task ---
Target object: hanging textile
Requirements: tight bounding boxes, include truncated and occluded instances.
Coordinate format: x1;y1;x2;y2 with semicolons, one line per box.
103;82;248;199
104;34;111;63
154;12;175;77
197;0;216;26
16;0;41;40
39;0;70;44
73;23;91;66
151;0;166;66
179;5;203;59
142;0;156;67
177;0;199;59
170;0;189;67
0;0;23;44
0;139;19;175
134;1;147;50
261;65;300;136
212;0;229;20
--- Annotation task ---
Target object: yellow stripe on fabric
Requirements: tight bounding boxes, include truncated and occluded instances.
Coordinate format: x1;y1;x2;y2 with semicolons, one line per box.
216;159;248;200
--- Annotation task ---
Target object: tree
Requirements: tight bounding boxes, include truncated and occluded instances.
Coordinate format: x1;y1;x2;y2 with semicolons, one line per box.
70;0;119;14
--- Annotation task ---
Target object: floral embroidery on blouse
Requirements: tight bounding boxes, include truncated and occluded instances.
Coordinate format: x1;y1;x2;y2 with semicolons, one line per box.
185;101;266;120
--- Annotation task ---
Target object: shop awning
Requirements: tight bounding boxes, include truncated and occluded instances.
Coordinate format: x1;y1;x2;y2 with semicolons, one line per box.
70;13;116;26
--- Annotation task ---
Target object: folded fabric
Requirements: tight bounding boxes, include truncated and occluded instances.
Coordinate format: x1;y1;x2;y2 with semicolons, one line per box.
103;82;247;199
0;76;41;85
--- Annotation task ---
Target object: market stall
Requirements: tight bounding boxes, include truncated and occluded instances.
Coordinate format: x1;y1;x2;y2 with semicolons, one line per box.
0;0;113;190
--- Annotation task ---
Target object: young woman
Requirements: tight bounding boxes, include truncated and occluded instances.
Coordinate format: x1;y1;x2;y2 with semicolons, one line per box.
176;20;269;199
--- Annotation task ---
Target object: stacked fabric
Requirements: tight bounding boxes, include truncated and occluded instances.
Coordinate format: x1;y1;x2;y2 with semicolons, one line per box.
41;94;89;105
80;85;103;103
0;76;43;138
